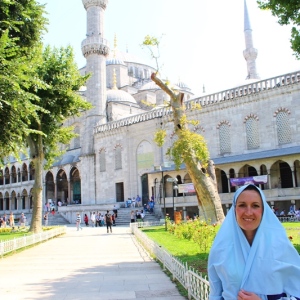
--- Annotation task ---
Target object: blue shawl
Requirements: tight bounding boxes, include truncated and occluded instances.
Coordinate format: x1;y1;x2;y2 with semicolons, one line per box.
208;184;300;300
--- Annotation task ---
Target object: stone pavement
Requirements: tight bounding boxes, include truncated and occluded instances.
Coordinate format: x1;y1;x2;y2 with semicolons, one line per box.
0;225;186;300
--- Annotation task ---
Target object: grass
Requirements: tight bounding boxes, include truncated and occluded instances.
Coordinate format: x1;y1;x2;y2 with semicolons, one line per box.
142;222;300;275
0;226;59;241
0;228;32;241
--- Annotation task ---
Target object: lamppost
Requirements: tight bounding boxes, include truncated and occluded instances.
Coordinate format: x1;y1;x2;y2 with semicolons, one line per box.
154;165;166;230
172;179;178;220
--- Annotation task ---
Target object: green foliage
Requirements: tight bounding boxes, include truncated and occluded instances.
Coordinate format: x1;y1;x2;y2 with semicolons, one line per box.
141;34;164;73
28;45;92;167
257;0;300;58
167;126;210;170
0;31;44;160
154;129;167;147
167;219;217;256
0;0;47;53
0;0;47;160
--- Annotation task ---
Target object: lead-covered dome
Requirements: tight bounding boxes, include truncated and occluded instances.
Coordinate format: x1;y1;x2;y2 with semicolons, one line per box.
107;89;137;104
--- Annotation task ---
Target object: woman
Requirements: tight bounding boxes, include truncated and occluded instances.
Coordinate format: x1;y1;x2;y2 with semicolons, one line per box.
84;213;89;226
208;184;300;300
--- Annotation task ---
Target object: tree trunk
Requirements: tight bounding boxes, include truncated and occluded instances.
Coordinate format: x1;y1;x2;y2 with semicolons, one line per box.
151;73;225;223
28;134;44;233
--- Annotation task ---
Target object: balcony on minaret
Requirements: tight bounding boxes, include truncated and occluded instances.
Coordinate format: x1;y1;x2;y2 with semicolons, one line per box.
81;36;110;57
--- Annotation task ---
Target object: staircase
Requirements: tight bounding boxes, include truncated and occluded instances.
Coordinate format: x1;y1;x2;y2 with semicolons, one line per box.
46;212;71;226
22;212;70;226
114;207;161;226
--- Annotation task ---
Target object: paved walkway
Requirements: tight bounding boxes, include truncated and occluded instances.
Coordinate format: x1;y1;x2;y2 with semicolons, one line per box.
0;225;186;300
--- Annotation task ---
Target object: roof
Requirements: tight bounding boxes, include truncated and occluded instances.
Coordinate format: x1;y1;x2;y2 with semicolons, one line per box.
107;89;137;104
212;146;300;165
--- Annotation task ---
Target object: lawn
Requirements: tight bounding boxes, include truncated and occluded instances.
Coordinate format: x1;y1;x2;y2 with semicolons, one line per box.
0;228;32;241
142;222;300;275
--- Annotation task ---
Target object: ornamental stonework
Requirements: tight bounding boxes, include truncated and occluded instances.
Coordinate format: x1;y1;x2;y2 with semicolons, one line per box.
82;0;108;10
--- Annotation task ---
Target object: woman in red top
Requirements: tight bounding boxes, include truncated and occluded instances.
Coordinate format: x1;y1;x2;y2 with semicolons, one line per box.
84;214;89;226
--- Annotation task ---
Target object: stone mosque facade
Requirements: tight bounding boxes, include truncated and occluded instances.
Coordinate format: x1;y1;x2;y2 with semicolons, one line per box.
0;0;300;221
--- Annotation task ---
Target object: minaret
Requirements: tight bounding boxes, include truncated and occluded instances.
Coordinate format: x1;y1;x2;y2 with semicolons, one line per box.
81;0;109;154
80;0;109;204
243;0;259;79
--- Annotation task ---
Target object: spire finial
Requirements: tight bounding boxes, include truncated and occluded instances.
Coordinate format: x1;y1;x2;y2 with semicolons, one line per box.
112;68;117;90
113;33;117;58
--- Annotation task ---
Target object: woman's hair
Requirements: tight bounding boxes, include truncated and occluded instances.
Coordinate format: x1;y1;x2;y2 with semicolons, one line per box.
243;184;260;192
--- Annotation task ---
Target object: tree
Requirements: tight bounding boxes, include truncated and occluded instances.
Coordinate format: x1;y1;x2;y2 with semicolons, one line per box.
27;46;92;233
0;0;47;160
0;0;47;51
142;36;225;223
257;0;300;58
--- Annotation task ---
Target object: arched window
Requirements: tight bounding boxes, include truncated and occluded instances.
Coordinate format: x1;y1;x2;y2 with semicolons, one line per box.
218;122;231;154
276;110;291;145
245;117;259;149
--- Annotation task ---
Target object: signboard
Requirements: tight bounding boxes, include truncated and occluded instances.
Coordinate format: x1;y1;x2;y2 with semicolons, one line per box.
166;178;175;182
230;175;268;187
178;183;195;193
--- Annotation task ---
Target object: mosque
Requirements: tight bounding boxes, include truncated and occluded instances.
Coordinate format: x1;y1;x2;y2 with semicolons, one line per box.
0;0;300;221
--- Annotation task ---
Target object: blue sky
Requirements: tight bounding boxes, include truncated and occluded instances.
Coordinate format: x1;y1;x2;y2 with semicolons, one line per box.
39;0;300;96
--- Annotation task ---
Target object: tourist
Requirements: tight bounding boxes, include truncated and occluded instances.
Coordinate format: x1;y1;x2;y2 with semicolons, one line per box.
43;212;49;226
84;213;89;226
19;213;26;227
105;210;112;233
208;184;300;299
113;205;118;218
90;212;96;227
130;210;135;223
76;213;83;231
136;195;141;207
9;212;15;227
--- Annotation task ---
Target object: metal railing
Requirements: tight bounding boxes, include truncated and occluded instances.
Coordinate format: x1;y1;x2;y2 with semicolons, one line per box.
0;226;66;257
130;222;209;300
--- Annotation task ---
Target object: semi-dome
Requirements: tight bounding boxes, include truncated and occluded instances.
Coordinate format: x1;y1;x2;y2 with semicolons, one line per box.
106;57;126;66
107;89;137;104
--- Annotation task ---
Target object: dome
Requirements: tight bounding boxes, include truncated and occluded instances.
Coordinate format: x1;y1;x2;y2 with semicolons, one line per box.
177;81;191;91
140;80;181;91
106;57;126;66
107;49;151;66
107;89;137;104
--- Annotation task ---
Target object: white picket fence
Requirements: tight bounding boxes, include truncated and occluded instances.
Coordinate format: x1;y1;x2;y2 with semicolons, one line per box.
130;222;210;300
0;226;66;257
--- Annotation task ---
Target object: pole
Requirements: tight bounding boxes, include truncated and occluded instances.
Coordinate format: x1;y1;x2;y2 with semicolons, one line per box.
162;170;167;231
172;182;174;221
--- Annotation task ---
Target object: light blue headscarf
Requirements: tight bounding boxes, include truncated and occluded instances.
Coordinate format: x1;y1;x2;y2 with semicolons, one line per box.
208;184;300;300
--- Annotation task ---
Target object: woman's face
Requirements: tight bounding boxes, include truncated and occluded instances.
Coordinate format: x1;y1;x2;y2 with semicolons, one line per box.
235;189;263;240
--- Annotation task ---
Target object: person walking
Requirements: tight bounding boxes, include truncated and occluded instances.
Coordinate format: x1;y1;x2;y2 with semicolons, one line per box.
113;205;118;218
90;212;96;227
84;213;89;226
105;210;112;233
208;184;300;300
76;213;83;231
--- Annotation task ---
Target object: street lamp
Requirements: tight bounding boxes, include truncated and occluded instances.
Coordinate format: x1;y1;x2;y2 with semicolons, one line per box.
173;178;178;221
154;165;166;230
173;181;178;219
